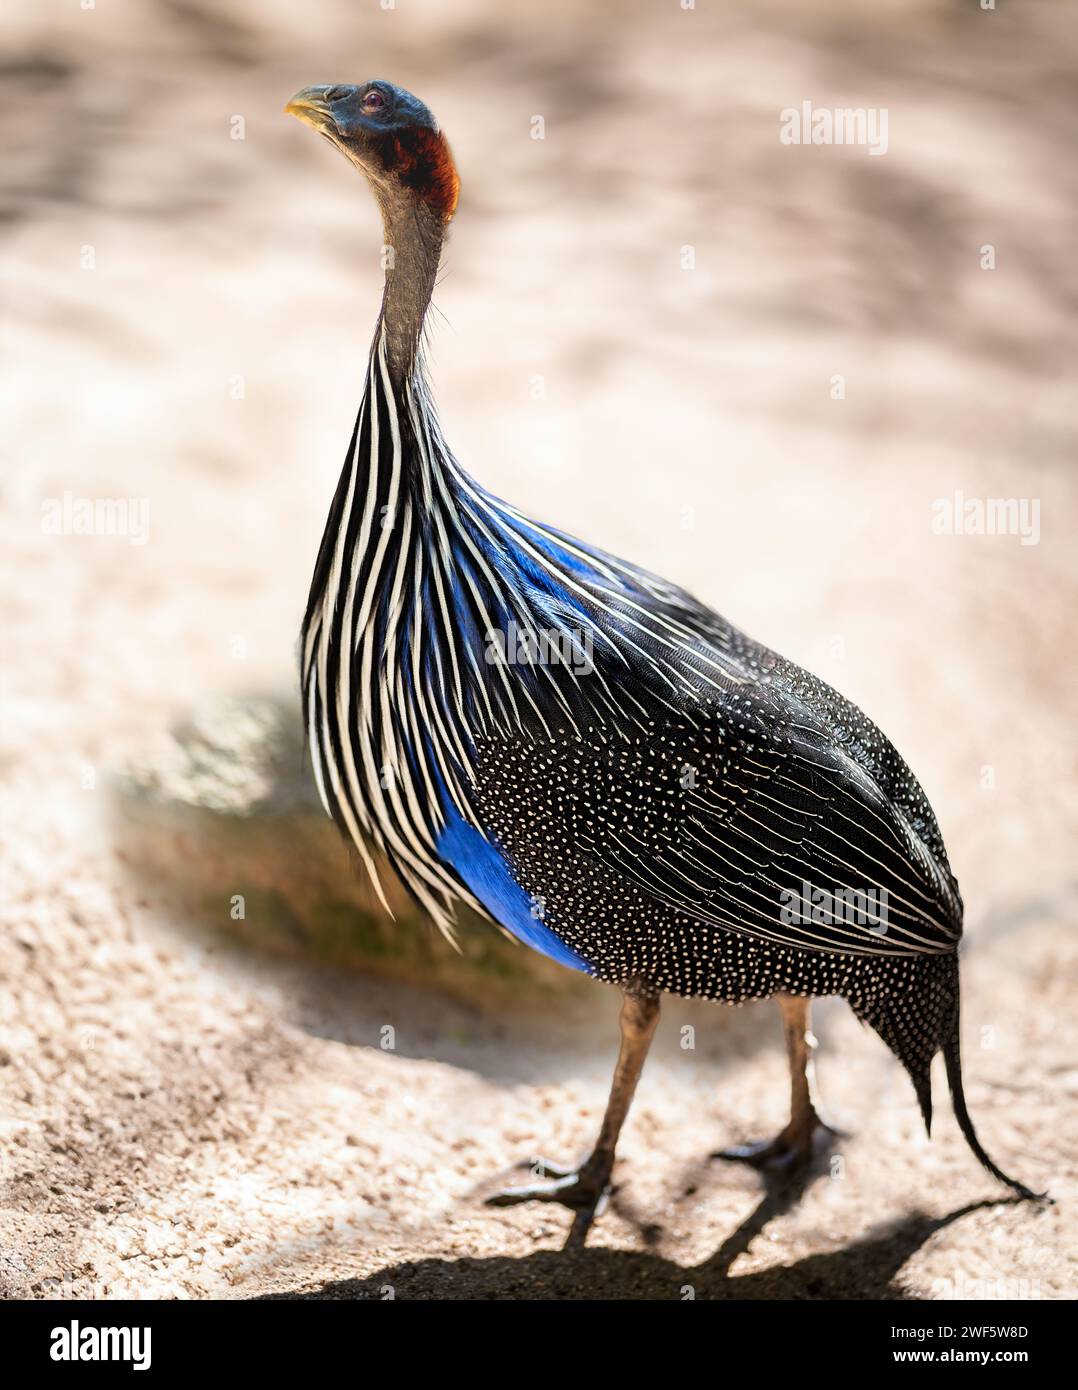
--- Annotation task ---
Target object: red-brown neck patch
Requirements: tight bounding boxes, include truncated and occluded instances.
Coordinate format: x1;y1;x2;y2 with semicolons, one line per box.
392;128;460;222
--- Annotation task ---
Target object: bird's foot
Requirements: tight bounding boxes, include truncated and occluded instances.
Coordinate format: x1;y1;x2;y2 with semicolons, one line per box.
485;1155;612;1248
713;1114;841;1173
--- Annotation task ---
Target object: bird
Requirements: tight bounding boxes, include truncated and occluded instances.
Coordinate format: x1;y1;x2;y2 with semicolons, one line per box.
285;79;1042;1247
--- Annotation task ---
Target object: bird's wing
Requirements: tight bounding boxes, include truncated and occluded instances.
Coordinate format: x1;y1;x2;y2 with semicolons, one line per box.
537;683;963;960
455;504;961;959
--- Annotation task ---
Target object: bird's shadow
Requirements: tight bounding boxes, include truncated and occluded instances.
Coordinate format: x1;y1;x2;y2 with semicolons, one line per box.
254;1185;1029;1300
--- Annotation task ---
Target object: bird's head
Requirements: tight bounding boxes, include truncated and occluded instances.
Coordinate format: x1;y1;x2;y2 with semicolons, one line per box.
285;80;459;223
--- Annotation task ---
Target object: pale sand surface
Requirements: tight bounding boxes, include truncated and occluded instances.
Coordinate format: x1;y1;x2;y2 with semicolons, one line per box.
2;0;1075;1298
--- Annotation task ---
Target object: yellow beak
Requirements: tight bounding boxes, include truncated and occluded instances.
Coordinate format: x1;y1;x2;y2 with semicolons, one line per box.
285;89;332;131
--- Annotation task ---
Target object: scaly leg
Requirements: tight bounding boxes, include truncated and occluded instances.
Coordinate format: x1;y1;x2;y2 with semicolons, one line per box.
487;988;660;1247
717;993;836;1169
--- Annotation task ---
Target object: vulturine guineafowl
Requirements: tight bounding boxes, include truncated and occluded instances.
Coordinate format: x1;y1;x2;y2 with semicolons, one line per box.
285;80;1043;1247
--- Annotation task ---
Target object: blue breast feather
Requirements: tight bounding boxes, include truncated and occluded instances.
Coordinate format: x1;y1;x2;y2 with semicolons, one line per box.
436;808;589;973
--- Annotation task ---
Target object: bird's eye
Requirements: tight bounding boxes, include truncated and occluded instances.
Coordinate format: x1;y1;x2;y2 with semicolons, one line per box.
362;90;386;112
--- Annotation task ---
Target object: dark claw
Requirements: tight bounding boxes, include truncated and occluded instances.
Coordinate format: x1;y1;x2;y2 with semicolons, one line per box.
713;1117;843;1172
485;1158;612;1246
715;1136;802;1169
509;1155;578;1182
486;1168;608;1213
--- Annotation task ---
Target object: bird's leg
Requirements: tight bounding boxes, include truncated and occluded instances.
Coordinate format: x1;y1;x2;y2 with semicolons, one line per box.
717;993;836;1169
487;988;660;1247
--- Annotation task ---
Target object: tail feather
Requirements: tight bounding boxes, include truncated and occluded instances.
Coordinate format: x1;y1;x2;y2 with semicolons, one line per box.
943;997;1045;1202
909;1062;933;1138
851;953;1045;1202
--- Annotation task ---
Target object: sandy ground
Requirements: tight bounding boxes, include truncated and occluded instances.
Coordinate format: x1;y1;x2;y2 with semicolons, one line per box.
2;0;1076;1299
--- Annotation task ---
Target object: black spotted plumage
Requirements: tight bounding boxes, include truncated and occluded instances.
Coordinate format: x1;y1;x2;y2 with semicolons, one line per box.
469;609;963;1114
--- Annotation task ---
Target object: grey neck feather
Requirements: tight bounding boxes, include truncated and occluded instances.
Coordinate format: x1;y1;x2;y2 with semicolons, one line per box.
374;187;445;385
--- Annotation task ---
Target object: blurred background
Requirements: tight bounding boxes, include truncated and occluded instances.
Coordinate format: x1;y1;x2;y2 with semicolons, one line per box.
2;0;1075;1298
